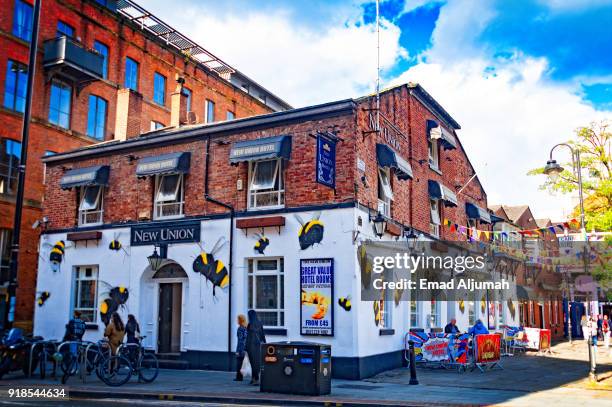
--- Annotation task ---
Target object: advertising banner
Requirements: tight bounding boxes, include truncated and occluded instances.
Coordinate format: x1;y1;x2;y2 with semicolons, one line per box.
407;332;470;364
523;327;541;350
539;329;551;350
300;258;334;336
475;334;501;364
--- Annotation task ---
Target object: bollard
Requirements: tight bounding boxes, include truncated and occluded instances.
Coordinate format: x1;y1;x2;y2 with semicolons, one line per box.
588;336;598;382
408;340;419;385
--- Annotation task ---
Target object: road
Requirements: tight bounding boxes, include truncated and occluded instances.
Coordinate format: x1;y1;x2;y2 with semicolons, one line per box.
0;398;284;407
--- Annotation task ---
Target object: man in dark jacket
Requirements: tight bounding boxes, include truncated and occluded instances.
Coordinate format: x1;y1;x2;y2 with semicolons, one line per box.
444;318;460;334
64;311;86;342
246;310;266;385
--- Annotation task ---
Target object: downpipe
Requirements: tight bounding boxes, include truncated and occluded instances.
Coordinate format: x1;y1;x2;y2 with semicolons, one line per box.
204;136;235;370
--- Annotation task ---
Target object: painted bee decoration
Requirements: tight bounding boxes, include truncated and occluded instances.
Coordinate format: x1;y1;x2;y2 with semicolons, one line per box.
338;295;352;311
192;238;229;296
49;240;66;271
295;212;324;250
253;233;269;254
37;291;50;307
108;232;129;256
99;285;129;325
373;301;381;326
358;243;373;289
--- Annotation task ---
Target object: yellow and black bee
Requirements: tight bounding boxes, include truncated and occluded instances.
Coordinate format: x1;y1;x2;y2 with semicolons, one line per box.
108;232;129;254
338;295;352;311
254;233;269;254
193;239;229;296
295;213;324;250
459;299;465;314
373;301;381;326
100;286;129;325
49;240;65;270
358;244;373;289
37;291;50;307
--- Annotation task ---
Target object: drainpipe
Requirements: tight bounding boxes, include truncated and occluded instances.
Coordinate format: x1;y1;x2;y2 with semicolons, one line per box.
204;136;234;370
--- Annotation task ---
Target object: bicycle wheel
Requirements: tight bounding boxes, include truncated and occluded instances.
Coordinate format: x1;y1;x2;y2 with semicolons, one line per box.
98;355;132;387
138;353;159;383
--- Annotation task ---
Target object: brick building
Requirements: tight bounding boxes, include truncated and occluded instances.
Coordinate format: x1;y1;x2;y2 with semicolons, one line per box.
35;83;520;378
0;0;289;330
490;205;564;339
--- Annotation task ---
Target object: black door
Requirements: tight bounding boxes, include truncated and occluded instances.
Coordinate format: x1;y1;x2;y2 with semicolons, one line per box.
538;304;545;329
158;283;182;353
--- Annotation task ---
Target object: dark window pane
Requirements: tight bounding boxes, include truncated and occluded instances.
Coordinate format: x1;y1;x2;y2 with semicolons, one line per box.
49;81;71;129
0;139;22;196
125;58;138;91
12;0;33;42
87;95;106;140
93;41;108;79
255;275;277;309
57;21;74;38
153;73;166;105
3;60;27;112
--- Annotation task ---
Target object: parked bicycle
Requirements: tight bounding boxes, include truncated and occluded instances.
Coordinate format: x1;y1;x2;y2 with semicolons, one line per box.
97;336;158;386
0;329;42;380
58;340;112;384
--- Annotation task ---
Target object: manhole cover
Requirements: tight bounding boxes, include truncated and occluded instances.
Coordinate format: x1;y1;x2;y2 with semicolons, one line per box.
336;384;383;390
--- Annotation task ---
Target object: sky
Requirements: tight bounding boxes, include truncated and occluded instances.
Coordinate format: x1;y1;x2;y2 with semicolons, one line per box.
145;0;612;221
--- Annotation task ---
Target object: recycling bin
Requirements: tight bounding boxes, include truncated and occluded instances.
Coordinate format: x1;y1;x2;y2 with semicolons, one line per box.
260;341;331;395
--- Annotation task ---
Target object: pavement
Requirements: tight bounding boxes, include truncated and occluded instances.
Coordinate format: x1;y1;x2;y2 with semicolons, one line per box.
0;341;609;406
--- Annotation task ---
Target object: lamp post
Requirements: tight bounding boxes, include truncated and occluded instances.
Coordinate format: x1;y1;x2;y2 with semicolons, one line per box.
370;212;387;238
543;143;587;346
147;246;164;272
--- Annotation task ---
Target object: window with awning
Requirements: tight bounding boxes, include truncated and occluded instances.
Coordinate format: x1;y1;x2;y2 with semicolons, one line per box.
135;152;190;177
376;143;413;180
229;135;292;163
466;202;492;224
60;165;109;190
427;119;457;150
428;180;458;207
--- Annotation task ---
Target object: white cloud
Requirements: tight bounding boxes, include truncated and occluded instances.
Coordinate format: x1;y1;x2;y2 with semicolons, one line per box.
537;0;612;11
145;2;406;107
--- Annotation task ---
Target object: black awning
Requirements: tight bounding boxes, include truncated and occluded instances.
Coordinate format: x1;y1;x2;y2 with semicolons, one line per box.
376;144;413;180
428;180;458;207
466;202;492;224
60;165;109;190
136;152;191;177
427;119;457;150
229;135;292;163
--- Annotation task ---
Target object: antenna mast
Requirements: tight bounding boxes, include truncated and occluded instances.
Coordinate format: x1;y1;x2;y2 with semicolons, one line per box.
375;0;381;132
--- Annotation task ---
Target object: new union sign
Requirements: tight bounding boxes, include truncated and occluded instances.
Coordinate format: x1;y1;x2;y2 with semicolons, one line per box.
131;221;201;246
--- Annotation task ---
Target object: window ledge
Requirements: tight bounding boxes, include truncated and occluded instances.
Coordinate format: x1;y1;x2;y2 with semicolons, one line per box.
429;165;442;175
247;205;285;212
264;328;287;336
379;329;395;336
85;323;99;330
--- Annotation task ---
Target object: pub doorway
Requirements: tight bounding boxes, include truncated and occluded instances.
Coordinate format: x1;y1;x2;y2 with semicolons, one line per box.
153;262;187;354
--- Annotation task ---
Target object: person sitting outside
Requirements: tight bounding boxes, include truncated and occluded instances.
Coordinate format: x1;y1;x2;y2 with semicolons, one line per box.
468;319;489;336
444;318;460;334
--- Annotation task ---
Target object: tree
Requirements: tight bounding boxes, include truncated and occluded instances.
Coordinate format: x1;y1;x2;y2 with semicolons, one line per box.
528;120;611;231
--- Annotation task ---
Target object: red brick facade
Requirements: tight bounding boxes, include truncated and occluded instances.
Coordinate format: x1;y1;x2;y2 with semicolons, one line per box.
43;85;489;246
0;0;281;329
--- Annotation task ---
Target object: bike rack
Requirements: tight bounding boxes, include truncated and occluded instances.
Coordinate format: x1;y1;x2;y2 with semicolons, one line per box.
27;340;59;378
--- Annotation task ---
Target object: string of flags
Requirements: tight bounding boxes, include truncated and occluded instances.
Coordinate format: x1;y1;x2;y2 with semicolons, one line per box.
440;218;606;267
442;218;580;242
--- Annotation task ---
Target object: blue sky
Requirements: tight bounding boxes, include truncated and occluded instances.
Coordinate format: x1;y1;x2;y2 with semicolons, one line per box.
147;0;611;219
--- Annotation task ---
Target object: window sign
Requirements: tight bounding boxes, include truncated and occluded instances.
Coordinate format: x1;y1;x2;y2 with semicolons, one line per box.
316;134;336;188
300;258;334;336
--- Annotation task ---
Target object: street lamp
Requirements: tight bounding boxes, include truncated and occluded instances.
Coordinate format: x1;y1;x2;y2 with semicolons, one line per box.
370;212;387;238
405;228;419;252
147;246;164;272
543;143;587;347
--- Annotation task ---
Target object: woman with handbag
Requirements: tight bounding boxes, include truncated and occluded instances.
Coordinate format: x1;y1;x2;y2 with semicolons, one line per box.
234;314;248;381
246;310;266;385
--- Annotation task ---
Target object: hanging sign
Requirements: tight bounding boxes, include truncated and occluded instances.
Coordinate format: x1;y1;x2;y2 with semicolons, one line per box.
316;135;336;188
300;258;334;336
131;221;201;246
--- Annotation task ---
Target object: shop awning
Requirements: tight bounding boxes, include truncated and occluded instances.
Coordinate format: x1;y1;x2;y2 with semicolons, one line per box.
136;152;191;177
229;135;292;163
428;180;458;207
466;202;492;224
516;285;535;301
60;165;109;190
376;143;413;180
427;119;457;150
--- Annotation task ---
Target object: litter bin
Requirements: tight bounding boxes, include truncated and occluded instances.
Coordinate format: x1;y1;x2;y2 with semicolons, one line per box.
260;341;331;395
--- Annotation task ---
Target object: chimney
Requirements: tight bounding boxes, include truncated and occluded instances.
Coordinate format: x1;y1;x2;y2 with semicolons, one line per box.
171;74;189;128
114;88;143;140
